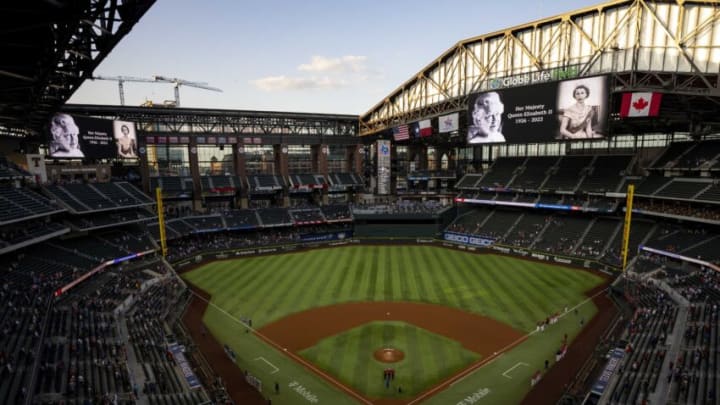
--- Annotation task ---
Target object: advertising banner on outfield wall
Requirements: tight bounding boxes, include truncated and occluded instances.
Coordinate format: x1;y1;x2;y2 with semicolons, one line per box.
300;231;353;242
467;75;609;145
443;232;494;247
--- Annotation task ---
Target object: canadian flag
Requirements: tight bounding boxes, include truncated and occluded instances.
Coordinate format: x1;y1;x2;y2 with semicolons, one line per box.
620;92;662;117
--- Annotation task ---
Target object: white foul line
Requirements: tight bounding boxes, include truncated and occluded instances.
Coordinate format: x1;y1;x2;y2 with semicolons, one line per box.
502;362;529;379
406;287;609;405
254;356;279;374
187;289;373;405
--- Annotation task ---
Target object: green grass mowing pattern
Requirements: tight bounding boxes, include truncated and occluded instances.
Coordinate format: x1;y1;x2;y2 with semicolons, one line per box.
201;302;360;405
299;321;481;399
183;246;605;331
421;299;599;405
183;246;606;404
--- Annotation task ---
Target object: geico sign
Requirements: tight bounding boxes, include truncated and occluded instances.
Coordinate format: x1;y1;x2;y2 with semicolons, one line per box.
444;233;494;247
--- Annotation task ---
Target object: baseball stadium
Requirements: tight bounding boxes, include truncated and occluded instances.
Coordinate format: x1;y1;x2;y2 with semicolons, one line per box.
0;1;719;404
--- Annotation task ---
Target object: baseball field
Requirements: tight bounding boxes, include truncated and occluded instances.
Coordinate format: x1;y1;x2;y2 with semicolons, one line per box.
181;245;607;404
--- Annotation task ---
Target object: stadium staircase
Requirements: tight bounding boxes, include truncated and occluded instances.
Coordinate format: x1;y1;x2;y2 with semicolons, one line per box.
571;218;597;255
528;217;554;250
502;214;526;242
647;302;689;405
598;221;623;258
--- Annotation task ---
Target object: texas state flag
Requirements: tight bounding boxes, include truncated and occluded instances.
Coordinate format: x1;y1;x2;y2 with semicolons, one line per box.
620;92;662;117
418;119;432;137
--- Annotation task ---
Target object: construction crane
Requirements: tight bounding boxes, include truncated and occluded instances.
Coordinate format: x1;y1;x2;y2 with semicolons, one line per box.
90;75;157;106
152;75;223;107
91;75;223;107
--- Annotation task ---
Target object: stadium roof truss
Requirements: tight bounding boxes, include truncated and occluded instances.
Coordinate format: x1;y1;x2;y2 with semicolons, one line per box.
0;0;155;137
359;0;720;136
63;104;359;143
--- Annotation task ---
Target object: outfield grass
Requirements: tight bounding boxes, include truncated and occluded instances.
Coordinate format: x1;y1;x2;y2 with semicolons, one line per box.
299;321;481;398
183;245;604;331
182;245;606;404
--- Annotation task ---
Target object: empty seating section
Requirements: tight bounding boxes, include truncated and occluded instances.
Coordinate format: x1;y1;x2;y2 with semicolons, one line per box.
447;206;493;235
290;209;324;224
257;208;293;226
0;187;63;224
290;173;325;187
478;210;523;240
328;172;363;187
515;194;539;203
654;180;710;200
580;155;633;193
199;176;211;191
561;195;586;207
0;221;67;249
183;215;225;232
58;183;119;210
680;235;720;262
456;174;483;189
645;225;709;254
634;175;671;196
117;182;154;204
164;219;196;237
45;182;152;213
90;182;148;206
494;193;516;202
509;156;558;190
321;205;352;221
534;215;592;255
151;177;194;197
224;210;260;229
248;174;284;191
67;208;156;230
652;141;693;168
200;176;241;194
603;220;655;265
542;155;592;191
674;139;720;168
477;157;526;188
538;194;561;204
575;218;619;259
696;184;720;203
210;175;239;189
503;212;548;247
0;156;28;179
53;236;127;263
146;222;181;241
97;230;155;253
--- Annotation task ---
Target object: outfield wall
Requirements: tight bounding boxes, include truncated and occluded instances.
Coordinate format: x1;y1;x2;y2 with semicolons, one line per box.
172;231;618;275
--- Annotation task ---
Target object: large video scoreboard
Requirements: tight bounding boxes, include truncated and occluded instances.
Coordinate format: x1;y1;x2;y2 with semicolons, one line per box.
47;113;138;159
466;75;609;144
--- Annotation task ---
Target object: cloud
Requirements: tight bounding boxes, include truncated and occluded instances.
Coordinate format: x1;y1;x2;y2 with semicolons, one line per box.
251;75;348;91
298;55;367;73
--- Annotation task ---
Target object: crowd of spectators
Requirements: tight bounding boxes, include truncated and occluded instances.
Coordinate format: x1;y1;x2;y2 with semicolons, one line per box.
634;200;720;222
165;224;352;262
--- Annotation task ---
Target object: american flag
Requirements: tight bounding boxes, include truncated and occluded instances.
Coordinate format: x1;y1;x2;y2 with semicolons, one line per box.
393;124;409;141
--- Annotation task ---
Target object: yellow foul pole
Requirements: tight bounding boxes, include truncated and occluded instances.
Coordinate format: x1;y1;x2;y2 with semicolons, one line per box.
156;187;168;258
621;184;635;273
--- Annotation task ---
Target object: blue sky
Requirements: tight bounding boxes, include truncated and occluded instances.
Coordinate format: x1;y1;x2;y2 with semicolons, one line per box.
69;0;603;115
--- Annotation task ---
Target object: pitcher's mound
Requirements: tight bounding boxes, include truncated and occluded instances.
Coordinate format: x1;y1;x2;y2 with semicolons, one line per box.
374;348;405;363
